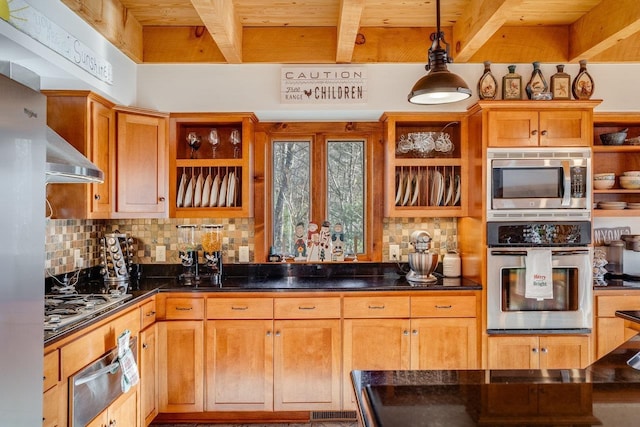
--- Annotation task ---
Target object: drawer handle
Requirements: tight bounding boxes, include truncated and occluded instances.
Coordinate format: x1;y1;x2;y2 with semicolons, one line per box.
145;310;156;317
231;306;249;311
298;306;316;310
435;305;452;309
368;305;385;310
175;306;193;311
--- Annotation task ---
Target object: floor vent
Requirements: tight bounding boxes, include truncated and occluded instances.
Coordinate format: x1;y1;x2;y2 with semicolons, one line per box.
310;410;357;422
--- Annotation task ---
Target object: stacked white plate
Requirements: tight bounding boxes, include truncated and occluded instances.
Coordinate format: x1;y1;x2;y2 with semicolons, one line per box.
598;201;627;210
627;202;640;210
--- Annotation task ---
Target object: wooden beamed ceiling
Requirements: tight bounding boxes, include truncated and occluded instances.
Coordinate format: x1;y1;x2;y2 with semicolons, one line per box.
61;0;640;64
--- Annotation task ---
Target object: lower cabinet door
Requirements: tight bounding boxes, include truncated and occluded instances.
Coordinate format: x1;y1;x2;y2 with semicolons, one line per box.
205;319;274;411
342;318;410;409
410;318;478;370
42;385;59;427
488;336;539;369
140;325;158;425
158;321;204;412
273;319;341;411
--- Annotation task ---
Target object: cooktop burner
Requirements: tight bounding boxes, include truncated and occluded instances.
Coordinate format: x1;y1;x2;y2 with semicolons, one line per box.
44;292;132;333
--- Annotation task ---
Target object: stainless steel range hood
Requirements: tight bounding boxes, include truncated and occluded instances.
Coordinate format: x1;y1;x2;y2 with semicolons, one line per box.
0;61;104;184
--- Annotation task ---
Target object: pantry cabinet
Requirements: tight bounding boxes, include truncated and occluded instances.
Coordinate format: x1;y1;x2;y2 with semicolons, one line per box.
487;335;590;369
44;90;115;219
169;113;257;218
382;113;468;217
592;113;640;217
113;107;169;218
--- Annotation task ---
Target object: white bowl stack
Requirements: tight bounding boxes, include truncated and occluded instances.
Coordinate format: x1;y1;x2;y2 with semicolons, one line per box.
620;171;640;189
593;172;615;190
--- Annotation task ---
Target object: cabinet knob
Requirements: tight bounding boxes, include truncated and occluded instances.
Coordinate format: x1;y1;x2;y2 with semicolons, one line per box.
532;348;539;353
94;194;101;200
541;130;548;136
159;196;165;202
403;330;409;336
266;330;272;336
541;347;548;353
531;130;538;135
143;343;148;349
275;331;281;336
412;330;418;335
145;310;156;317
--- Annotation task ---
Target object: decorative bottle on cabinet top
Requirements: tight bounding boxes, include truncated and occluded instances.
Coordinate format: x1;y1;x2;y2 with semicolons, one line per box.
572;59;595;100
550;65;571;100
478;61;498;100
502;65;522;100
526;61;548;99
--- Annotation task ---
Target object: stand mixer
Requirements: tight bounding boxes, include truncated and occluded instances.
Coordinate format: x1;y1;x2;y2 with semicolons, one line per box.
406;230;439;285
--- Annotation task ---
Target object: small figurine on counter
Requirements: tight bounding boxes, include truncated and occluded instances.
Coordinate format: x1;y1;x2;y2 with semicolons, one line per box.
331;223;345;261
293;222;307;261
306;223;320;261
593;247;608;286
319;221;331;262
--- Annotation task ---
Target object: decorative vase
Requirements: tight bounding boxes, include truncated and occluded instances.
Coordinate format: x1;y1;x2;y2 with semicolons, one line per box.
572;59;594;100
478;61;498;100
525;61;548;99
550;65;571;100
502;65;522;100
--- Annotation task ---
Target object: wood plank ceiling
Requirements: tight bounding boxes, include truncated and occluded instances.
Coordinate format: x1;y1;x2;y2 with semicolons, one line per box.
61;0;640;65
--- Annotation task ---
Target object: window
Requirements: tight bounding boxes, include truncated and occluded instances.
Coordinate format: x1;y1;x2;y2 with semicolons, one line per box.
271;137;365;259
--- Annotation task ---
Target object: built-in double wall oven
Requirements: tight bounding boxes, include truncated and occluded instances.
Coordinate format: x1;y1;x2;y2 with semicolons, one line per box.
487;221;593;332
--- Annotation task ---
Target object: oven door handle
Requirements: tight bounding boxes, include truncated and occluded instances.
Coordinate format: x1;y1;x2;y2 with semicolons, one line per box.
561;160;571;206
73;360;120;386
490;249;590;257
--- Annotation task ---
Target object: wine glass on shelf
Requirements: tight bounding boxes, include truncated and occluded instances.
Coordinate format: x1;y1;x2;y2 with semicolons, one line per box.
208;129;219;158
186;131;201;159
229;129;241;158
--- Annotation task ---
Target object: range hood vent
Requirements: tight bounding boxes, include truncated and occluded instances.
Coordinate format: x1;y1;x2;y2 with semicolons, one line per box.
0;61;104;184
45;127;104;184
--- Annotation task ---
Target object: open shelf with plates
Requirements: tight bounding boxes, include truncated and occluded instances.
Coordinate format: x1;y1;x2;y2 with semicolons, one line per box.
381;113;468;217
593;113;640;217
169;113;257;218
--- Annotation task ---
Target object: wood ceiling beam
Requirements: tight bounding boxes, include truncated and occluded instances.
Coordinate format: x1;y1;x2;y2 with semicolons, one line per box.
452;0;521;63
569;0;640;61
60;0;143;63
335;0;365;63
190;0;242;63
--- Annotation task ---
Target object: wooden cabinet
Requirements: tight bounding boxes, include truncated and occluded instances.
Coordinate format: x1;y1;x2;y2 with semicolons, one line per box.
140;324;157;426
273;297;341;411
44;90;115;219
410;295;479;370
592;113;640;217
113;107;169;217
169;113;256;218
381;112;468;217
205;297;274;411
42;350;59;427
594;292;640;359
86;387;138;427
487;335;590;369
157;295;205;413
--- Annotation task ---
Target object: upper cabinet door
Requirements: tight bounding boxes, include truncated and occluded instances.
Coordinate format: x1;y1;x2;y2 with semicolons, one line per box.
114;108;169;218
90;99;116;216
539;110;591;147
487;110;539;147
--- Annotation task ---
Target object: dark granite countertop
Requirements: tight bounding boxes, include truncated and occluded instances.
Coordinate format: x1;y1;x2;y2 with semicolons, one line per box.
44;262;481;345
352;335;640;427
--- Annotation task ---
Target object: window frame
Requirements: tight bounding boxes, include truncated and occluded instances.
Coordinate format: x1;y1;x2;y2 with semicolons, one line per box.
254;122;383;262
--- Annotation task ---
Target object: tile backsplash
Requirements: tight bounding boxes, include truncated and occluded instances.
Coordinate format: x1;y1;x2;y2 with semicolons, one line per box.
45;217;457;276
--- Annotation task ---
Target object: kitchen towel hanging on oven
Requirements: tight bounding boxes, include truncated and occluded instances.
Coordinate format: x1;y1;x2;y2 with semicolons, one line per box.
524;248;554;300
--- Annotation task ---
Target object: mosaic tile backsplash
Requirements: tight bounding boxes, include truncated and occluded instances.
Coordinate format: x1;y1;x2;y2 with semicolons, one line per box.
45;217;457;276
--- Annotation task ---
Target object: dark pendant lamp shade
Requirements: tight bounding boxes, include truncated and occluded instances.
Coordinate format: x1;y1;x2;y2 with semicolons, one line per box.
408;0;472;105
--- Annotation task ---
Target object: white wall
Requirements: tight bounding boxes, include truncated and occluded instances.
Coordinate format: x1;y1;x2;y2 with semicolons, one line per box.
136;62;640;121
0;0;136;104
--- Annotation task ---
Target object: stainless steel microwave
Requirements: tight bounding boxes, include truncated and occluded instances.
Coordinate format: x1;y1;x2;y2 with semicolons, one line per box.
487;147;591;220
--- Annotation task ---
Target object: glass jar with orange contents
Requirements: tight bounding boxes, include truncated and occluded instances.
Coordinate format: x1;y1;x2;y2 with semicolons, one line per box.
201;224;223;285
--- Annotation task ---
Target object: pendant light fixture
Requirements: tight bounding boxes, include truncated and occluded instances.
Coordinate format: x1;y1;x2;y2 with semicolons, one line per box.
408;0;472;104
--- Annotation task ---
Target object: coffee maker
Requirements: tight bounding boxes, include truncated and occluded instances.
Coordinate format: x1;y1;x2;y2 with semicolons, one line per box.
201;224;223;285
99;231;134;292
177;224;199;285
